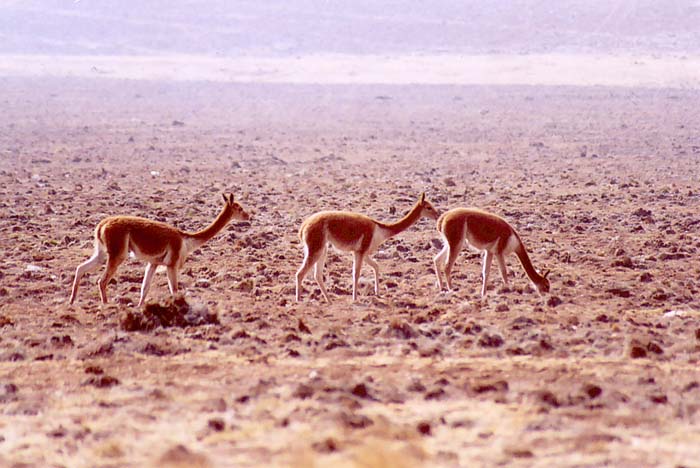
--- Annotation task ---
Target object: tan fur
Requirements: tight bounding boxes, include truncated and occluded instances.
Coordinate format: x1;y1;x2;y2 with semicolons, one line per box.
434;208;550;296
296;192;439;302
69;193;250;306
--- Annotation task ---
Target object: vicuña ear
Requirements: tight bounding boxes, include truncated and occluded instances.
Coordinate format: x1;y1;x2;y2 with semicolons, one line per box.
228;193;235;203
419;192;425;203
222;193;227;204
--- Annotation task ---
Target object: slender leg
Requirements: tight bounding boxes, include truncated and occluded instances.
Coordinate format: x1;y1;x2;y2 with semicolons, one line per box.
365;256;380;296
313;246;330;302
98;254;126;304
69;247;105;304
444;238;464;291
296;243;321;302
138;263;158;307
496;254;509;287
166;266;178;296
481;251;494;296
351;252;364;301
433;242;449;290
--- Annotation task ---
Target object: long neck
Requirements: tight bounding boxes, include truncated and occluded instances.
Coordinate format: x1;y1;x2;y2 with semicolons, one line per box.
515;239;543;283
381;202;423;238
185;207;231;250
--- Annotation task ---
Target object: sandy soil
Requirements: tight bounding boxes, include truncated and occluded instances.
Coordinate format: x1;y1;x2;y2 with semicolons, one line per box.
1;75;700;467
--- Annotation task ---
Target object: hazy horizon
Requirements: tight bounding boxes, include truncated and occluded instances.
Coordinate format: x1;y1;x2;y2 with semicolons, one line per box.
1;0;700;57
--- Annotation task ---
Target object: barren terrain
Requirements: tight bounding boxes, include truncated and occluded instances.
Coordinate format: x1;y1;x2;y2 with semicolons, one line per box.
0;73;699;467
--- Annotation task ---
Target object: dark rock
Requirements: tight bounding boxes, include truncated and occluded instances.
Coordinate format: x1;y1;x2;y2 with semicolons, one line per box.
417;421;432;435
473;380;509;394
478;333;504;348
312;438;338;453
647;341;663;354
351;383;371;399
537;390;560;407
293;384;314;399
207;418;225;432
583;384;603;399
546;296;563;307
650;394;668;404
339;412;373;429
629;346;647;359
384;319;417;339
121;296;218;331
407;379;426;393
425;388;447;400
607;288;632;298
639;272;654;283
84;375;120;388
298;319;311;334
510;316;536;330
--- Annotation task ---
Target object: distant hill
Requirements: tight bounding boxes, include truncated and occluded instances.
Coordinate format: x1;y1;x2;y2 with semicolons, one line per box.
1;0;699;56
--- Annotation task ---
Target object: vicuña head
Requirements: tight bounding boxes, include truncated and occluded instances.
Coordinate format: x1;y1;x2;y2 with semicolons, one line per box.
69;193;250;307
434;207;550;297
296;192;439;303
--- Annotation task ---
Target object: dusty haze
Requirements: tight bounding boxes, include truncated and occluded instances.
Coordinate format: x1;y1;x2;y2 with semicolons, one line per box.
1;2;699;468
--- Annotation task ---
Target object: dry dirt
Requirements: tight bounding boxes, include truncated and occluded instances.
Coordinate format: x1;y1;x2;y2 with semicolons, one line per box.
1;76;700;467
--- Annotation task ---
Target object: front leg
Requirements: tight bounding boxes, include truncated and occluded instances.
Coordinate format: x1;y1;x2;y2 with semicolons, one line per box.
351;252;364;301
166;266;179;297
138;262;158;307
481;251;493;297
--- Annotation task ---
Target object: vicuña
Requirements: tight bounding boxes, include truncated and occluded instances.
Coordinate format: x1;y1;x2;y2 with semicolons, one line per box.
433;208;550;296
296;192;439;302
70;193;250;306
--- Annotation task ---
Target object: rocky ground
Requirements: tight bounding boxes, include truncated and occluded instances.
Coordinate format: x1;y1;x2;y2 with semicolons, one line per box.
1;77;699;467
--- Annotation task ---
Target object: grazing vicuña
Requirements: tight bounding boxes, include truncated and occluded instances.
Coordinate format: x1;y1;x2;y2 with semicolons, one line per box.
434;208;549;296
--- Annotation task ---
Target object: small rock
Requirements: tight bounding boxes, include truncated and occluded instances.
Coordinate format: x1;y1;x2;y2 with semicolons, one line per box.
293;384;314;399
639;272;654;283
583;384;603;399
298;319;311;334
351;383;371;399
650;393;668;404
546;296;563;308
473;380;509;394
312;437;338;453
84;375;120;388
537;390;560;407
417;421;432;435
478;333;504;348
339;412;373;429
629;346;647;359
207;418;225;432
647;341;663;354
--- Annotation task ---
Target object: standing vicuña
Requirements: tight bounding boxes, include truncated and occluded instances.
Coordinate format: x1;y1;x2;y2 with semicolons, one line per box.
296;192;439;302
433;208;550;296
69;193;250;306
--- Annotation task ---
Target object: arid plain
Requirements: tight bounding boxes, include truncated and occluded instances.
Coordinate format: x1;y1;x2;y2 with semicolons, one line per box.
1;72;700;468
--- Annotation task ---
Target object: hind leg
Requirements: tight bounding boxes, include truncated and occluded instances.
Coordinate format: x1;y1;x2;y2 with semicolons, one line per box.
296;243;323;302
444;238;464;291
98;254;126;304
69;247;105;304
433;241;450;290
351;252;364;301
496;254;509;287
313;246;330;302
